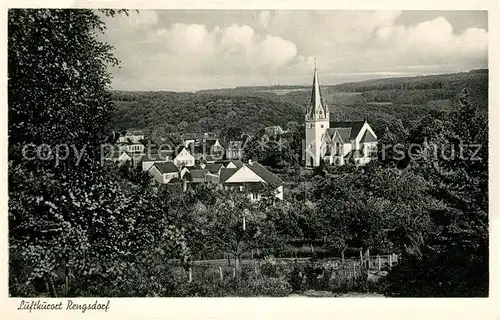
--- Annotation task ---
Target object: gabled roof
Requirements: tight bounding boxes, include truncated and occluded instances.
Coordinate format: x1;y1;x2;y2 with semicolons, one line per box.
188;169;210;180
182;132;218;141
360;130;377;143
117;138;144;146
220;168;239;183
176;146;194;157
205;163;223;174
326;127;352;142
228;160;244;168
130;130;144;136
329;121;366;140
152;162;179;174
216;159;245;168
187;139;226;154
246;162;283;187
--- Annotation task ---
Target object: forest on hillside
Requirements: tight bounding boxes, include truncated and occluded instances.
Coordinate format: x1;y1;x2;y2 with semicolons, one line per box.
112;92;304;138
111;69;488;138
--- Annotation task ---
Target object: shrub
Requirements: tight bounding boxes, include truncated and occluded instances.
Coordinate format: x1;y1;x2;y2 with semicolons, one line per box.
241;277;293;297
259;256;289;278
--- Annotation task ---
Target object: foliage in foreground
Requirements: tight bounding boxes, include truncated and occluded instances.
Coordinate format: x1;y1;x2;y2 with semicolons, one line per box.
8;9;188;297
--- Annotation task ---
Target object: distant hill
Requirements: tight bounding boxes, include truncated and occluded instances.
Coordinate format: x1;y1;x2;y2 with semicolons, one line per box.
111;69;488;137
111;91;304;138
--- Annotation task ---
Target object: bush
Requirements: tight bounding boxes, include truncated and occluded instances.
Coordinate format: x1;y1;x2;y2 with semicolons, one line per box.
244;277;292;297
259;256;289;278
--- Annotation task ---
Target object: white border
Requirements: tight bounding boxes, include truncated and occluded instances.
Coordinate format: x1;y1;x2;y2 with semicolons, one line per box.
1;1;499;319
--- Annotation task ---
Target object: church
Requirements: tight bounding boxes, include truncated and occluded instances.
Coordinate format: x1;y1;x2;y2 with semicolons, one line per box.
303;67;378;167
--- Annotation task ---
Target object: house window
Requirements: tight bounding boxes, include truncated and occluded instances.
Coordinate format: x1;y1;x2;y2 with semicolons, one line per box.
321;125;324;128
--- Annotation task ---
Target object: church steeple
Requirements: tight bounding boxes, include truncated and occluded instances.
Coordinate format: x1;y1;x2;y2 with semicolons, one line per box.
307;62;328;120
304;62;330;168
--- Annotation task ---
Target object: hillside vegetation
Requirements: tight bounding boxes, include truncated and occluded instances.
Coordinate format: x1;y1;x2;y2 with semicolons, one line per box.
111;69;488;136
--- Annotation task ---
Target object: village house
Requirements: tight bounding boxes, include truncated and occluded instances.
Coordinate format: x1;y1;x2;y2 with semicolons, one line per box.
104;150;133;165
149;162;180;184
141;150;173;171
219;160;283;201
303;66;378;167
264;125;286;137
117;130;145;144
173;146;196;167
106;129;284;201
226;140;244;159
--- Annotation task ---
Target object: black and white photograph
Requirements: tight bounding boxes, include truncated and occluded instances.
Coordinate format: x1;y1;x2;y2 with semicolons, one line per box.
4;4;496;314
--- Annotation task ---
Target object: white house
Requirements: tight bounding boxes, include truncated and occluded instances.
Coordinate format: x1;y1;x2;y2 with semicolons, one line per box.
303;66;378;167
117;130;144;144
173;147;195;167
226;140;244;160
104;150;132;165
219;160;283;201
140;150;173;171
117;141;145;154
149;162;180;184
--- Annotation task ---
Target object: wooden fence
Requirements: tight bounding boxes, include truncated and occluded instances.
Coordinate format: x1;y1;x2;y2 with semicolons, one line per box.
174;251;399;290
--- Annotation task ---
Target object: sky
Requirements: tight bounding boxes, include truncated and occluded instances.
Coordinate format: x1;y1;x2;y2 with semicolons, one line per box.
100;10;488;92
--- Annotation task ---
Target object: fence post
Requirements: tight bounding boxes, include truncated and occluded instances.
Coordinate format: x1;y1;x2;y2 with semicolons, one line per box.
233;266;236;278
389;254;393;268
219;266;223;281
377;255;381;272
188;267;192;283
310;244;314;256
251;249;254;260
341;250;345;264
353;262;356;280
359;250;363;267
367;249;371;269
227;253;231;266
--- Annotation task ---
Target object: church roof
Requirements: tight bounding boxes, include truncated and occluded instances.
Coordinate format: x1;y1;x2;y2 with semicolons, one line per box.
326;127;352;142
329;121;366;140
360;130;377;143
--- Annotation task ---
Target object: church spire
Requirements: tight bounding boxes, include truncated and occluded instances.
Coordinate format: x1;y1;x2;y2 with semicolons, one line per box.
307;62;328;119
